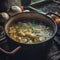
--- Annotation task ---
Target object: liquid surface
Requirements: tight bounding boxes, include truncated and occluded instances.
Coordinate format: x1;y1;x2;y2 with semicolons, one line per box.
8;21;53;44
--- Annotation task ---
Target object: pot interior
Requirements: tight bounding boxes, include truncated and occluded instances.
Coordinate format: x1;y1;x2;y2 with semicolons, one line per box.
5;12;57;44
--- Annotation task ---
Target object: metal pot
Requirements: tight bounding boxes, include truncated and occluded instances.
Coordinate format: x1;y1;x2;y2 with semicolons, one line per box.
0;12;57;59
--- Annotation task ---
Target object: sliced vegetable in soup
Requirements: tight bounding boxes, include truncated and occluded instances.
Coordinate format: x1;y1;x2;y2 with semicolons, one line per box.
8;21;53;44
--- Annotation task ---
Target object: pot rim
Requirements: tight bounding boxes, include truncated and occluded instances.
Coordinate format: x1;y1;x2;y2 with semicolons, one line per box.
5;12;57;45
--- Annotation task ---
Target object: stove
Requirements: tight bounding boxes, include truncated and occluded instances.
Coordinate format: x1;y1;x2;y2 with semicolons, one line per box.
0;15;60;60
0;1;60;60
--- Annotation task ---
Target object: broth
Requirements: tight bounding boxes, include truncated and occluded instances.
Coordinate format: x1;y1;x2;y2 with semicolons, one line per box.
8;21;53;44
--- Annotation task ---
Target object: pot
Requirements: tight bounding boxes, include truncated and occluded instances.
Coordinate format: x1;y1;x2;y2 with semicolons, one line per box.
0;12;57;59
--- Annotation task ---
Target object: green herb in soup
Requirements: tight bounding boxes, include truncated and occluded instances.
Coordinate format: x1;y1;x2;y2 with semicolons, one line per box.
8;22;53;44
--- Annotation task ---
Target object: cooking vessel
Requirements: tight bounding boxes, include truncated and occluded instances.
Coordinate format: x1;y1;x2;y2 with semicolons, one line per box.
0;12;57;59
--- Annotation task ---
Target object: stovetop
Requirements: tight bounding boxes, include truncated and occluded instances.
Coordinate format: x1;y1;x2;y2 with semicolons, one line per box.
0;14;60;60
0;1;60;59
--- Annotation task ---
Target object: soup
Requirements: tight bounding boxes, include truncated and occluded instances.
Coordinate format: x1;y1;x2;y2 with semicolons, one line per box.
8;21;53;44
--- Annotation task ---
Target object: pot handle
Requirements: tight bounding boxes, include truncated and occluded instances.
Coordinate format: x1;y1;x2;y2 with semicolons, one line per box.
0;37;21;55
